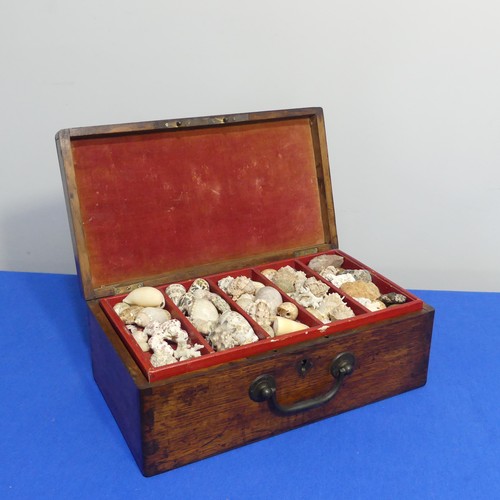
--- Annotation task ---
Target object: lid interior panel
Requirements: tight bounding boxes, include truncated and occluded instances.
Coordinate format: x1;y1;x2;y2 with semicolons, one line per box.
70;115;330;292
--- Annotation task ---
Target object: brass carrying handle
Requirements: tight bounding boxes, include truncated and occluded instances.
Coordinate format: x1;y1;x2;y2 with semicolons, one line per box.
249;352;355;415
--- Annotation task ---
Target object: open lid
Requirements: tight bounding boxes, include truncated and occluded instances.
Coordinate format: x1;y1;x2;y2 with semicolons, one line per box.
56;108;337;300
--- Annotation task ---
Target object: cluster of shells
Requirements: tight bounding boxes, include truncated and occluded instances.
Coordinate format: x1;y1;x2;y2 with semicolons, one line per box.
112;287;203;367
217;276;308;336
307;254;407;311
260;265;355;324
166;278;259;352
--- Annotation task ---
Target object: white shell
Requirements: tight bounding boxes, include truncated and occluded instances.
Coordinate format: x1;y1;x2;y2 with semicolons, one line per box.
236;296;254;312
134;307;171;327
226;276;256;299
208;311;258;351
189;298;219;335
252;281;265;291
317;293;355;320
118;305;143;324
271;266;297;293
165;284;186;306
308;254;344;273
247;299;275;328
123;287;165;308
354;297;386;311
189;278;210;294
254;286;282;312
113;302;130;315
273;317;308;336
261;269;277;281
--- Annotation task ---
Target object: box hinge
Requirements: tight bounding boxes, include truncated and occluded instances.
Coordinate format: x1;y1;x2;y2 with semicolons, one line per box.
293;247;319;258
112;282;144;295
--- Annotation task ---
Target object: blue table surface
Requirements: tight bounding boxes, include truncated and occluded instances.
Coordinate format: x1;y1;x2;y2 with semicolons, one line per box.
0;271;498;499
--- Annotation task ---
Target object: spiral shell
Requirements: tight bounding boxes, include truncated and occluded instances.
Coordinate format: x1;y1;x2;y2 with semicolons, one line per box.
165;284;186;306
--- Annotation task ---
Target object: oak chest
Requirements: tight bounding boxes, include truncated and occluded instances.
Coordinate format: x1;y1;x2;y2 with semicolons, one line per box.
56;108;434;476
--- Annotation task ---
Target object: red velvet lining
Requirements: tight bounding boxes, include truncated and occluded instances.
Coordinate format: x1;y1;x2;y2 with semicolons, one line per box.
72;119;325;288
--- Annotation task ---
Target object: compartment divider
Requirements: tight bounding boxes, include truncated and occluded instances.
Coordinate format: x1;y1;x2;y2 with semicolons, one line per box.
205;278;271;340
252;268;324;327
161;292;215;353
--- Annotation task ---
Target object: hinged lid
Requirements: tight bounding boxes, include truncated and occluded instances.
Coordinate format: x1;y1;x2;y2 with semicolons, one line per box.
56;108;337;300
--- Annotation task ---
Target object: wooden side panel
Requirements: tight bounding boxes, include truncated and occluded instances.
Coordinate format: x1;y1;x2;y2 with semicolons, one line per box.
88;303;146;470
141;306;434;475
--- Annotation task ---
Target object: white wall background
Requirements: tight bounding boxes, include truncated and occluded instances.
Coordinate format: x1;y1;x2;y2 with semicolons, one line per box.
1;1;499;292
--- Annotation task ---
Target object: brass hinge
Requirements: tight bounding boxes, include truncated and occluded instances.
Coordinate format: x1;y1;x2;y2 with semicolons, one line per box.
293;247;319;258
113;282;144;295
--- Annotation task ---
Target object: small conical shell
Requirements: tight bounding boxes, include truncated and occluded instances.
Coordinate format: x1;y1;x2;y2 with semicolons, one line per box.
123;287;165;308
273;317;308;336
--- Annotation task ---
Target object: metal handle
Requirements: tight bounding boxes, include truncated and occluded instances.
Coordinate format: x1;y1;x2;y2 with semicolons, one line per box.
249;352;355;415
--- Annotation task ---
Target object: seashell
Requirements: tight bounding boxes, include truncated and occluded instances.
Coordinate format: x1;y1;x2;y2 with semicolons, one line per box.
238;293;255;301
261;269;277;281
119;305;143;324
151;350;177;367
217;276;234;293
340;281;381;301
277;302;298;320
290;289;323;308
193;289;211;300
308;254;344;273
189;278;210;294
165;284;186;306
252;281;265;291
134;307;171;328
236;296;254;312
301;277;329;298
189;298;219;335
323;273;355;288
113;302;130;315
132;330;150;352
317;293;355;321
273;317;308;336
355;297;386;311
247;299;275;328
178;292;196;314
263;324;275;337
254;286;283;312
306;307;330;323
208;311;258;351
174;343;203;361
208;293;231;313
338;269;372;283
379;292;407;306
123;286;165;308
226;276;256;299
272;266;298;293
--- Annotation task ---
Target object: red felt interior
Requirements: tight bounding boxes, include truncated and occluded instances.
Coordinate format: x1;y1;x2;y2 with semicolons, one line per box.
71;119;325;289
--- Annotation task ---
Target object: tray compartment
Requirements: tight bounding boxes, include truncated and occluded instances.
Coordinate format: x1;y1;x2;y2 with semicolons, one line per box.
100;289;213;380
299;250;424;318
207;267;322;335
162;277;270;343
254;258;370;317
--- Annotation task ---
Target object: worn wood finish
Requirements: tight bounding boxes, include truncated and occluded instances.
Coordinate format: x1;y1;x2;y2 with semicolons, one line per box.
59;108;435;476
88;300;433;476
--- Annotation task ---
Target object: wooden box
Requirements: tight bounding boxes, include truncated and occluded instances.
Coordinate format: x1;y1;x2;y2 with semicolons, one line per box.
56;108;434;476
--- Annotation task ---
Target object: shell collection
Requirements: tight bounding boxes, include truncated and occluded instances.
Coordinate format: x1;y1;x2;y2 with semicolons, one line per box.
107;254;409;371
218;275;307;336
263;265;355;324
307;254;407;312
112;286;203;366
168;278;259;351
